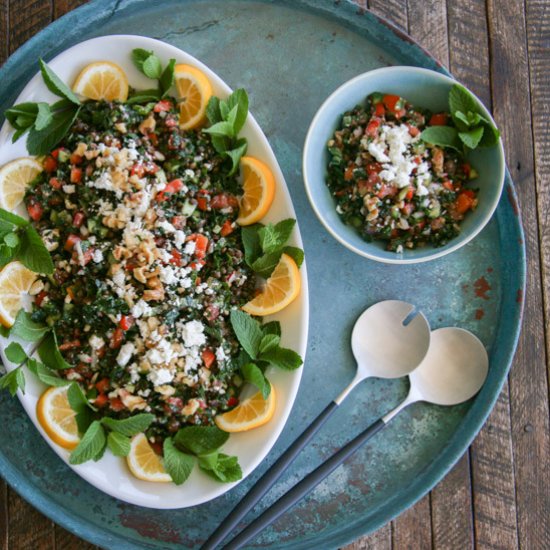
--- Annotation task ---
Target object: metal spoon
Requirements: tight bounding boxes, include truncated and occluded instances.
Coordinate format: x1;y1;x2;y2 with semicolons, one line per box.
223;326;489;549
202;300;431;550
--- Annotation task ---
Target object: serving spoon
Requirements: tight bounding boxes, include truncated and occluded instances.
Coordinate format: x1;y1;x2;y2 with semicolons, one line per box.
222;326;489;549
202;300;431;549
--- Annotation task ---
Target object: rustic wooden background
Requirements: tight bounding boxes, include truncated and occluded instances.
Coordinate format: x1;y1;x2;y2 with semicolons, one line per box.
0;0;549;548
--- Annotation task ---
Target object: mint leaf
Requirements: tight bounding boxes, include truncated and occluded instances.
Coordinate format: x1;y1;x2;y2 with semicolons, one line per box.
420;126;461;152
0;209;29;228
241;225;262;265
225;89;248;135
26;105;80;156
260;346;303;371
160;59;176;97
163;437;194;485
17;226;54;274
197;450;218;470
126;89;161;104
5;103;38;129
26;358;69;387
131;48;154;72
259;334;280;354
0;366;25;396
258;219;296;254
241;363;271;399
35;103;53;131
203;120;235;139
11;310;50;342
206;96;222;125
199;453;242;483
5;342;27;364
39;59;80;105
224;138;248;176
459;126;485;149
69;421;106;465
174;425;229;455
38;330;72;370
3;232;19;249
67;382;90;413
449;84;478;124
250;251;281;278
107;432;131;457
479;120;500;147
101;413;155;437
230;309;263;359
142;55;163;80
261;321;281;337
283;246;304;268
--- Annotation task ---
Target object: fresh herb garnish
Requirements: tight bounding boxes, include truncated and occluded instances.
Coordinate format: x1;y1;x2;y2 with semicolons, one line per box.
10;310;50;342
205;89;249;175
131;48;176;99
0;209;54;274
38;330;72;370
420;84;500;153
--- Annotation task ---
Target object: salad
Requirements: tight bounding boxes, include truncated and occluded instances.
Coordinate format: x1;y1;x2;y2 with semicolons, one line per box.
0;49;304;487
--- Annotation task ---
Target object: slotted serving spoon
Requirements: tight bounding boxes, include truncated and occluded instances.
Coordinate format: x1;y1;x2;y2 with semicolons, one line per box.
202;300;431;549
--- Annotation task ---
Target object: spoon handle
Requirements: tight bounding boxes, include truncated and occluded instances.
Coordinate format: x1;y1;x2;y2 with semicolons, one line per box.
201;401;339;550
223;417;387;550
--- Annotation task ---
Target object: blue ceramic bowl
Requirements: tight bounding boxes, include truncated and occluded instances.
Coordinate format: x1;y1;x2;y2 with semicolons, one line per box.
303;66;505;264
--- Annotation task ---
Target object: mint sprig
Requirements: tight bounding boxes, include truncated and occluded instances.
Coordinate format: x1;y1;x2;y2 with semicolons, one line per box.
131;48;175;99
420;84;500;153
38;330;72;370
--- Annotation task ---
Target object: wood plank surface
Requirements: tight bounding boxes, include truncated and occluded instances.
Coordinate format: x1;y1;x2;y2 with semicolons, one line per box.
0;0;548;549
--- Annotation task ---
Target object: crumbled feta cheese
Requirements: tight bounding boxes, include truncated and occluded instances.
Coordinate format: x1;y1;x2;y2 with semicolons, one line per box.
117;342;136;367
131;299;152;318
184;240;196;255
179;320;206;348
174;230;186;249
157;220;176;234
112;269;125;288
63;184;76;194
148;367;174;386
146;339;175;365
92;249;104;263
89;335;104;350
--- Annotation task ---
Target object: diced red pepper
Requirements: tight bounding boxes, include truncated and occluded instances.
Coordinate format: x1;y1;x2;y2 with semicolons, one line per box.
154;99;173;112
169;249;182;267
109;327;124;349
220;220;234;237
210;193;239;210
64;234;81;251
49;177;63;190
227;397;239;408
70;167;82;183
72;212;85;227
429;113;448;126
374;102;385;117
109;397;125;412
95;378;110;393
43;156;57;173
70;153;83;165
366;118;381;137
94;393;109;408
119;315;134;331
202;348;216;369
27;201;43;221
382;94;401;112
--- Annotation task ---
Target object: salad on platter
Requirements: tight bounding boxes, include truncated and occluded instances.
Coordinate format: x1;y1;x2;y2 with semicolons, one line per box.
0;44;305;491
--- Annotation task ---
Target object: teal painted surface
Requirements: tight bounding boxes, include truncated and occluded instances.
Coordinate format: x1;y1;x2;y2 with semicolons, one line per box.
0;1;525;548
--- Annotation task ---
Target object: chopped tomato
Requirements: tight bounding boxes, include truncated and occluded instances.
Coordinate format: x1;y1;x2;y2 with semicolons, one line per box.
171;216;185;229
156;178;183;201
94;393;109;408
79;248;94;266
166;397;184;412
26;201;43;221
366;118;381;137
169;249;182;266
210;193;239;210
164;117;178;128
407;124;420;137
377;183;397;198
64;234;81;251
109;327;124;349
119;315;134;331
109;397;125;412
130;163;145;178
227;397;239;408
202;348;216;369
49;177;63;190
70;167;82;183
382;94;401;112
344;165;355;181
429;113;448;126
189;259;205;270
154;99;173;112
374;102;385;117
43;156;57;173
72;212;85;227
220;220;234;237
35;290;48;307
455;191;475;214
405;187;414;200
70;153;83;165
95;378;110;393
366;162;383;174
442;180;454;191
401;202;415;216
51;148;62;160
196;196;208;211
188;234;209;259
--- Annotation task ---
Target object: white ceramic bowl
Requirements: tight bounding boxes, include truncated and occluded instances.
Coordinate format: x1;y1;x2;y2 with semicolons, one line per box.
303;66;505;264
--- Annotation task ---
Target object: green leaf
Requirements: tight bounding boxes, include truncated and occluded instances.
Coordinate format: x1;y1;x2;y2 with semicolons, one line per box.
131;48;154;72
250;251;281;278
26;358;69;387
203;120;235;139
107;432;131;457
241;363;271;399
142;55;163;80
225;89;249;135
283;246;304;268
75;408;94;435
174;425;229;456
199;453;242;483
258;219;296;254
5;103;38;129
259;334;280;354
420;126;461;152
17;226;54;274
3;232;19;249
39;59;80;105
38;330;72;370
160;59;176;97
458;126;485;150
230;309;263;359
69;421;106;465
5;342;27;364
448;84;478;123
26;105;80;157
101;413;155;437
0;366;25;396
261;321;281;337
10;310;50;342
126;89;162;104
206;96;222;124
67;382;89;413
478;120;500;147
224;138;248;176
35;102;53;131
241;224;262;265
0;246;15;268
163;438;194;485
0;208;29;228
260;347;303;371
197;450;218;470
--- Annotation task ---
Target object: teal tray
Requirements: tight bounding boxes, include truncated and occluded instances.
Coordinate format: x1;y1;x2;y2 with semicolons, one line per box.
0;1;525;548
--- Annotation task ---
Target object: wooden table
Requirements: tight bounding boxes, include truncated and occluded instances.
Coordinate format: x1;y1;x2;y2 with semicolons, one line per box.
0;0;548;548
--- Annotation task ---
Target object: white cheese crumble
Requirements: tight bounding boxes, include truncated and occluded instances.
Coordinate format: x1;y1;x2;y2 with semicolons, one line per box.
148;367;174;386
117;342;136;367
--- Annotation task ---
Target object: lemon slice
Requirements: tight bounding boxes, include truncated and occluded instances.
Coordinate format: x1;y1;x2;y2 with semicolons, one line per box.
72;61;129;102
242;253;300;316
0;262;37;328
215;385;276;432
174;64;213;130
36;386;80;450
0;157;42;210
236;156;276;225
127;433;172;482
